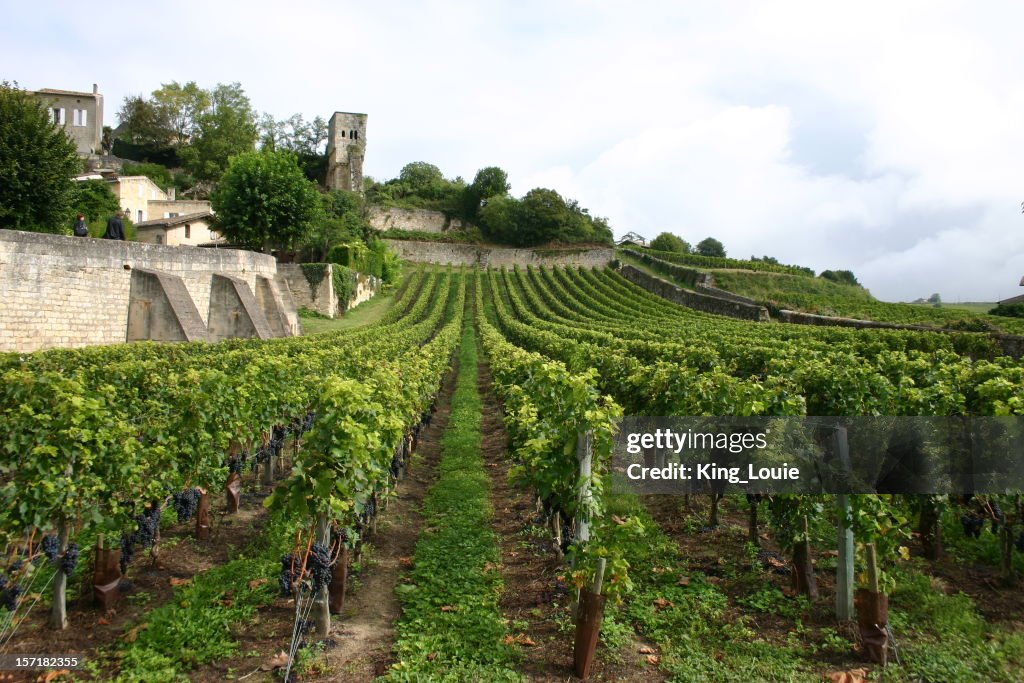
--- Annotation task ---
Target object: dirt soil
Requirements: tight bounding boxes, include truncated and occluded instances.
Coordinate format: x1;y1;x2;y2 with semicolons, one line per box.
478;362;665;682
189;365;457;683
3;477;275;683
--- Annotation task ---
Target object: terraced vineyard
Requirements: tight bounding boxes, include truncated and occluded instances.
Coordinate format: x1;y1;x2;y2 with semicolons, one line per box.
622;247;1024;334
2;265;1022;682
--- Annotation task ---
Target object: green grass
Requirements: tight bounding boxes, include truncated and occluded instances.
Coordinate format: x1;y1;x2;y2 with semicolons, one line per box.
108;509;298;682
298;286;397;334
383;319;522;682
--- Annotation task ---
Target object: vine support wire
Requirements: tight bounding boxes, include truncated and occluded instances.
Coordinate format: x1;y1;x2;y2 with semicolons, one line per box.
0;568;56;650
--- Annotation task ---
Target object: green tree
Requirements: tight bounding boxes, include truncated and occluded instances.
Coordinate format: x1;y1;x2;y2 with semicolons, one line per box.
151;80;209;146
819;269;861;286
303;189;366;261
460;166;510;221
71;180;120;235
0;81;81;232
649;232;690;253
516;188;569;246
180;83;258;182
695;236;726;257
211;149;323;253
927;293;942;305
477;195;521;244
116;94;172;147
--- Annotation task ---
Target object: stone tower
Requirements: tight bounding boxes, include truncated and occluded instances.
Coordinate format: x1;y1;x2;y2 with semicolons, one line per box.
326;112;368;192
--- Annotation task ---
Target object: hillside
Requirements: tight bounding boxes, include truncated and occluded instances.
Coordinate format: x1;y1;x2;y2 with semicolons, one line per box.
621;248;1024;335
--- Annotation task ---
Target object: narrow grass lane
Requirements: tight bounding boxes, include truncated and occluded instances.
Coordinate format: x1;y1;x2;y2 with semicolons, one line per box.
383;318;521;682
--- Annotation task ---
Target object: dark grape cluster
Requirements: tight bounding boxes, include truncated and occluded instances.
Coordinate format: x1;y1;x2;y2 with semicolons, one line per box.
41;534;60;565
299;411;316;433
228;452;247;475
136;505;161;549
308;543;332;592
279;553;298;596
1;584;22;611
119;534;136;575
59;543;79;576
173;488;201;523
961;513;984;538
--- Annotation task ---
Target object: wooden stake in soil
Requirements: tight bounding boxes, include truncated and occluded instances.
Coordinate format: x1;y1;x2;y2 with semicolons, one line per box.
574;558;607;680
314;514;331;636
48;518;69;629
195;489;211;540
576;430;593;544
833;427;854;621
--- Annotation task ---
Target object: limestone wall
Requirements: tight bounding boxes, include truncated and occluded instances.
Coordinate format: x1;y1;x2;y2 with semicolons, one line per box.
617;264;770;322
384;239;614;268
368;207;467;233
0;230;299;352
278;263;381;318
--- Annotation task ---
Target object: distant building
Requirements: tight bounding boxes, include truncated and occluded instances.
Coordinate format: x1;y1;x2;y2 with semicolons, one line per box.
616;231;648;248
326;111;367;192
998;277;1024;305
31;85;104;156
134;211;222;247
107;176;168;224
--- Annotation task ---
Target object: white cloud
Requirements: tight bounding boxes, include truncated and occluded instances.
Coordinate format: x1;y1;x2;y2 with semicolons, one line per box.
3;0;1023;300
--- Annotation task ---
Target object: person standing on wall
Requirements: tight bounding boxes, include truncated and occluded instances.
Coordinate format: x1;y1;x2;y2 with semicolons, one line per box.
104;210;125;240
72;213;89;237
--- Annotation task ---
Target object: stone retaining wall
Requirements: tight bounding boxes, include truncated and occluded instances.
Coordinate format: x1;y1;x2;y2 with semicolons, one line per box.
384;239;614;268
0;229;299;352
617;264;770;322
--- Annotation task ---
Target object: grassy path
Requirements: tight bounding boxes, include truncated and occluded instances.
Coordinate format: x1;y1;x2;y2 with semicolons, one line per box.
383;318;521;681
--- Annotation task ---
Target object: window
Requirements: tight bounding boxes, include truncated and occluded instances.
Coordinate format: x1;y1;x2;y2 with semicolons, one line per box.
73;109;87;126
184;224;191;239
50;107;65;124
155;234;163;245
340;130;345;138
168;212;179;218
352;130;358;140
138;209;143;222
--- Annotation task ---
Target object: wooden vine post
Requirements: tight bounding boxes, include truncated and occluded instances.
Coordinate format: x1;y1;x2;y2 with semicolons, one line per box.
48;517;70;629
314;514;331;636
49;458;75;630
575;430;593;545
833;426;855;622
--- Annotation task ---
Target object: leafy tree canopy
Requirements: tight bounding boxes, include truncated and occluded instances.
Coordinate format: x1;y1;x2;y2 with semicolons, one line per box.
695;236;726;258
0;81;81;232
179;83;258;182
211;149;323;253
819;269;861;287
649;232;690;253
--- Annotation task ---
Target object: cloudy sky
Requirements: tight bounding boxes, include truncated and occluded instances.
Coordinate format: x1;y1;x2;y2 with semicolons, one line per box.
5;1;1023;301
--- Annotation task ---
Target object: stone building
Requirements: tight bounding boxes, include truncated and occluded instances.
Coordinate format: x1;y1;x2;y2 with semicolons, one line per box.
134;211;223;247
107;175;168;224
31;85;104;156
326;111;367;192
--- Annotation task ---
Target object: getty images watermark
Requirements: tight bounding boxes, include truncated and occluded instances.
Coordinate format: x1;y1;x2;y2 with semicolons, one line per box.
613;417;1024;495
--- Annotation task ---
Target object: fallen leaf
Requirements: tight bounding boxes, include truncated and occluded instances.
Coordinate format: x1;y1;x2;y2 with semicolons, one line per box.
638;646;657;654
37;670;70;683
765;556;786;569
502;635;516;645
826;669;868;683
652;598;674;610
824;550;840;557
646;655;660;665
440;605;456;612
247;578;268;590
426;652;438;661
611;515;628;525
122;623;149;643
677;576;691;586
97;618;109;626
169;577;192;587
516;635;536;646
399;557;413;568
260;651;290;671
